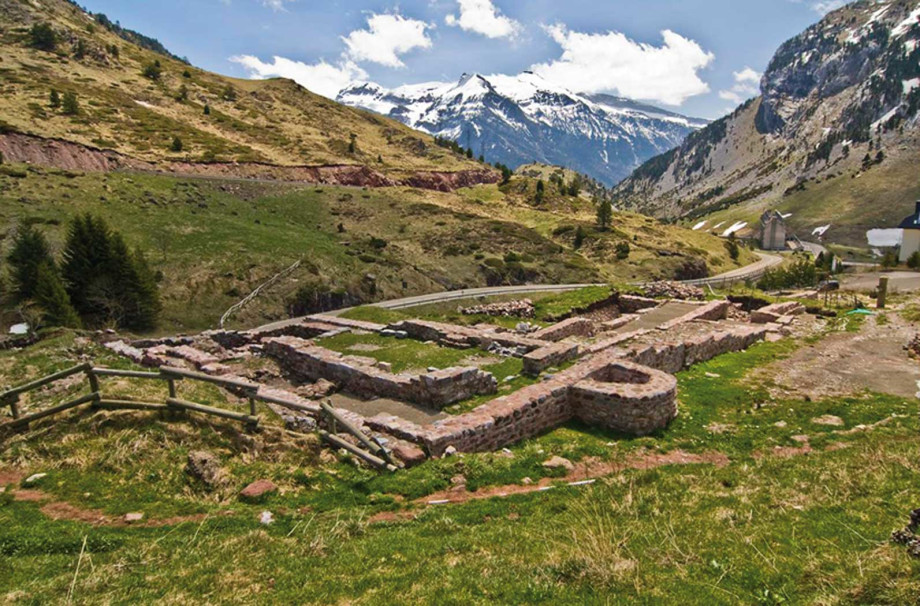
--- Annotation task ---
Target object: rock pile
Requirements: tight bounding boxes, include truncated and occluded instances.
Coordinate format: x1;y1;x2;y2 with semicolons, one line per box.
890;508;920;558
460;299;535;318
643;281;704;300
906;334;920;360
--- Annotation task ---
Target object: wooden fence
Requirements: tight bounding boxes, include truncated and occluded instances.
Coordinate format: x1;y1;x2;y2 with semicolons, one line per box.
0;363;275;432
0;362;400;471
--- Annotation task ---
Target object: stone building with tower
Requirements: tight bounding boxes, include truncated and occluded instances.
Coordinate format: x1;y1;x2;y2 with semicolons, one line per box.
760;210;787;251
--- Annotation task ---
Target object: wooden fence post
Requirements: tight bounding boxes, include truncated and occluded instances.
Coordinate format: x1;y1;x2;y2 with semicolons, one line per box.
85;368;100;409
9;395;20;420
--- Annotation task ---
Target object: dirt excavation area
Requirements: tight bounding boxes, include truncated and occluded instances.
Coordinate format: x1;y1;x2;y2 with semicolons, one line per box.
755;311;920;400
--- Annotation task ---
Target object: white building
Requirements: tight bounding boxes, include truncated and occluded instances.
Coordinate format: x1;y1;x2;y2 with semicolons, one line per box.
898;201;920;262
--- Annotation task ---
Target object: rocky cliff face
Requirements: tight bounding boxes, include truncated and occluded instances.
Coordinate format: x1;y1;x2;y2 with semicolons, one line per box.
338;72;707;187
616;0;920;244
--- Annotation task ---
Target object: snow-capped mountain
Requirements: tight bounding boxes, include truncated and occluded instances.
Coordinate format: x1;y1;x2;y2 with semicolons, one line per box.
615;0;920;246
336;72;708;186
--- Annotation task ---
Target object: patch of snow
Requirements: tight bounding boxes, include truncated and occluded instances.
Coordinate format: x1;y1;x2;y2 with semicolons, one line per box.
134;100;155;109
9;323;29;335
869;4;890;25
904;78;920;95
892;5;920;37
722;221;748;237
812;224;831;237
871;107;899;130
712;221;727;231
780;212;793;219
866;228;903;247
692;220;708;231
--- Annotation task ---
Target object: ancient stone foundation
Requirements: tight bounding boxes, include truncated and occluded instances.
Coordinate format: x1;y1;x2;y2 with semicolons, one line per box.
263;337;497;408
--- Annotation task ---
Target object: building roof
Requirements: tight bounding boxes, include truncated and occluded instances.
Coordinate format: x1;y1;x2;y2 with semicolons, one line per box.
899;201;920;230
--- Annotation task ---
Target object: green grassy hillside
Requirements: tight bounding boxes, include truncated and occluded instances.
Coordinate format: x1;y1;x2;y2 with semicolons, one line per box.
0;0;482;173
0;165;750;334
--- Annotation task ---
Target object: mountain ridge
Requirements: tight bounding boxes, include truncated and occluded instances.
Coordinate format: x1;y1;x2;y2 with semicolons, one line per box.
614;0;920;246
337;71;708;187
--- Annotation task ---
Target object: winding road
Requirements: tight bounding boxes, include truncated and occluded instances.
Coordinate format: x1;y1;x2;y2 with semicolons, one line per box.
252;252;783;331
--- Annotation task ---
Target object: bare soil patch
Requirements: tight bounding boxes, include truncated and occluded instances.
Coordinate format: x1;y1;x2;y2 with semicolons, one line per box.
417;449;729;505
754;314;920;399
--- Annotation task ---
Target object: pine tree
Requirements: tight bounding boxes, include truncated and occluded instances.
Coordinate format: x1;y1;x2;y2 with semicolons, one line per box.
49;89;61;108
7;224;55;302
34;262;81;328
573;226;586;250
170;136;183;152
61;91;79;115
61;214;160;330
62;214;112;322
176;84;189;102
535;180;545;205
596;198;613;231
203;104;211;115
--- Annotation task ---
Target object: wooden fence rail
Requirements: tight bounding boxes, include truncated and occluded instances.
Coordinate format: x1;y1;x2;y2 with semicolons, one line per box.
1;363;263;432
1;362;399;473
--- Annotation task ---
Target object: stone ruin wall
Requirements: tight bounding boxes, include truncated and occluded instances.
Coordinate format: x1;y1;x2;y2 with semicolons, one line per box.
262;337;497;408
337;322;771;456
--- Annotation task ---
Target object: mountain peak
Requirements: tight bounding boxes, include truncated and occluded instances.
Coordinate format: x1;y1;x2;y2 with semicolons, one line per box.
337;74;706;185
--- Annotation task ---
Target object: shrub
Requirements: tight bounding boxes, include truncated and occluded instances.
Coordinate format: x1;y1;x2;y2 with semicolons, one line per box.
758;256;818;290
615;242;630;260
170;137;183;152
725;237;740;261
907;251;920;269
29;23;57;51
142;60;162;81
49;89;60;108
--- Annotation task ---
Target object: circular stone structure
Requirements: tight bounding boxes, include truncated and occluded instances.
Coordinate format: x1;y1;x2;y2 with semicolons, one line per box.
570;360;678;436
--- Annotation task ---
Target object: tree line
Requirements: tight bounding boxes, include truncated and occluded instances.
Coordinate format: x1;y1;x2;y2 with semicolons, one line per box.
6;214;161;332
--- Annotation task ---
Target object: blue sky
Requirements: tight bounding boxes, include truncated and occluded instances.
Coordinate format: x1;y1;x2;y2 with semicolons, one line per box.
78;0;846;119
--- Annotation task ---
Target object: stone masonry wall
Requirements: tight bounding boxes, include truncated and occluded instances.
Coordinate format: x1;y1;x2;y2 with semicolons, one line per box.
531;318;597;342
263;336;497;408
522;342;580;376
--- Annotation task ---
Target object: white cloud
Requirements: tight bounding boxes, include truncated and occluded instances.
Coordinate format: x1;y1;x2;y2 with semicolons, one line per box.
445;0;521;39
230;55;367;99
342;14;432;68
812;1;847;15
261;0;292;11
530;25;714;106
718;66;761;105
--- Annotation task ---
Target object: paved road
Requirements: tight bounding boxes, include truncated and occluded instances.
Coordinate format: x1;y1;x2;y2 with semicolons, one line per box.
252;252;784;331
840;271;920;292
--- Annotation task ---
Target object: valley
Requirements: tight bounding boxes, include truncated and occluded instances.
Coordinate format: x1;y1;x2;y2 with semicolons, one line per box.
1;0;919;603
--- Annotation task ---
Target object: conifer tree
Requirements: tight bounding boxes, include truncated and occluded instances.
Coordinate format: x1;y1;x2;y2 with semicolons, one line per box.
61;91;79;115
7;224;55;302
573;226;586;250
34;262;82;328
49;89;61;108
596;198;613;231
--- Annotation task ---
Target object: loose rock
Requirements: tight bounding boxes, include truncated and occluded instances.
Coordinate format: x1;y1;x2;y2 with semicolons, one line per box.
240;479;278;501
185;451;225;488
542;456;574;472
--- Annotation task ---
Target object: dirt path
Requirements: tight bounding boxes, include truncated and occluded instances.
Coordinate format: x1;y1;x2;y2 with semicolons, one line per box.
754;313;920;399
412;449;729;507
